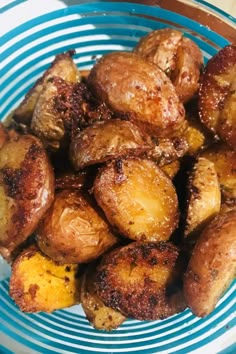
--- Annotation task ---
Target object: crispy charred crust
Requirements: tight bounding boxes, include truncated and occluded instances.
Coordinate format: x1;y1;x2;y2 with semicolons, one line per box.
0;135;54;259
94;242;186;320
13;51;78;125
199;45;236;149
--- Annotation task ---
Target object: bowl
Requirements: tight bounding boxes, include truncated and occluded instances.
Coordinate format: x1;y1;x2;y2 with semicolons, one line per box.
1;1;236;353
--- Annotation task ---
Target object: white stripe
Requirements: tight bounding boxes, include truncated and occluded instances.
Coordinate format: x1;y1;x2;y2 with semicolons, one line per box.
0;285;235;347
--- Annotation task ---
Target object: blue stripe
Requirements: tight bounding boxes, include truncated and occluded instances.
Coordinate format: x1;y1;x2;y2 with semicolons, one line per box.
0;345;15;354
193;0;236;22
0;0;27;14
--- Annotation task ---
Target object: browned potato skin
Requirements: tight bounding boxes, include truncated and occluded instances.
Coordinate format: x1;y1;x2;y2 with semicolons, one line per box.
134;29;203;103
55;170;87;190
199;45;236;149
80;264;126;330
171;37;203;103
184;157;221;237
134;29;183;76
94;158;179;242
0;134;54;262
13;51;80;125
200;143;236;202
36;190;117;264
9;245;81;312
70;119;153;170
88;52;185;138
95;242;186;320
183;210;236;317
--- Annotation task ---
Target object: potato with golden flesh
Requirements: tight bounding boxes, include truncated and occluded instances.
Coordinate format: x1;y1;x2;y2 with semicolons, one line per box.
36;190;117;264
81;264;126;331
94;158;179;242
13;51;80;125
160;160;180;180
199;45;236;149
88;52;185;138
94;242;186;320
184;157;221;237
9;245;81;312
200;143;236;202
183;210;236;317
0;134;54;262
134;29;203;103
70;119;153;170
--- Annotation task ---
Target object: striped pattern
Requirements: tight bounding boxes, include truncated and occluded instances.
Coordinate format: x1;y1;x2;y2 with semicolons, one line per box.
0;2;235;354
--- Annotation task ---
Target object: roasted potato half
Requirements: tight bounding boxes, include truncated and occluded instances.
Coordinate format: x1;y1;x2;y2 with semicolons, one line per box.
88;51;185;138
183;210;236;317
94;158;179;242
184;157;221;237
94;241;186;320
199;45;236;149
0;134;54;262
13;51;80;125
9;245;81;312
134;29;203;103
200;143;236;202
36;190;117;264
80;264;126;330
70;119;153;170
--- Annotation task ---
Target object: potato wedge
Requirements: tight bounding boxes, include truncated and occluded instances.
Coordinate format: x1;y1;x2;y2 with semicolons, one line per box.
199;45;236;149
88;51;185;138
134;29;203;103
0;134;54;262
81;264;126;330
9;245;81;312
200;143;236;202
184;157;221;237
94;158;179;242
183;210;236;317
36;190;117;264
94;241;186;320
13;51;80;125
70;119;153;170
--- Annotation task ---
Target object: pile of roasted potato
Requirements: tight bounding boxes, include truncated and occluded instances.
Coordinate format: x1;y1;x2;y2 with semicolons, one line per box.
0;28;236;331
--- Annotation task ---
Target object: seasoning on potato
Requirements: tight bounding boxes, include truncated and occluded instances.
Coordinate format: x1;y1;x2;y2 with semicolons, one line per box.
183;210;236;317
94;158;179;242
13;50;80;125
199;44;236;149
88;51;186;138
200;143;236;202
36;190;118;264
9;245;81;312
94;241;186;320
134;28;203;103
80;264;126;330
70;119;153;170
184;157;221;238
0;133;54;262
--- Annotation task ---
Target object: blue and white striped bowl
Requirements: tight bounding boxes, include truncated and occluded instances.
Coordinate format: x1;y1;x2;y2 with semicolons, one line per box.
1;1;235;353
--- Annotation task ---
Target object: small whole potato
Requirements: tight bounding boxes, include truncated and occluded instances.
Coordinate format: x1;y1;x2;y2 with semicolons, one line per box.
94;158;179;242
36;190;117;264
134;29;203;103
88;51;185;138
183;210;236;317
199;45;236;149
0;133;55;262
